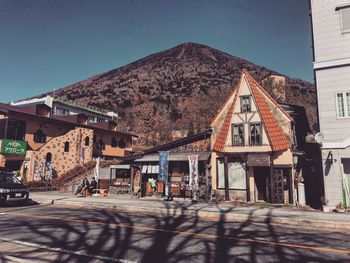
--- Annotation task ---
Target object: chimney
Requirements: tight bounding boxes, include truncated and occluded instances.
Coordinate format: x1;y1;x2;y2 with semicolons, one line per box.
77;114;88;125
262;74;286;103
108;121;117;131
36;104;51;117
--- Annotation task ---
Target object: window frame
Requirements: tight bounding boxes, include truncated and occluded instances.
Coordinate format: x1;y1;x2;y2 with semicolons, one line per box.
64;141;70;152
335;91;350;119
231;123;244;146
216;158;247;190
249;123;262;146
111;137;118;148
339;6;350;34
240;95;251;113
34;129;46;144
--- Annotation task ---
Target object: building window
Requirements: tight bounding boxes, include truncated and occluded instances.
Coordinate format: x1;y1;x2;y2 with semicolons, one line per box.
111;137;118;148
85;136;90;146
118;139;126;149
249;123;261;146
97;139;105;150
96;117;105;123
88;116;96;123
240;96;251;113
339;6;350;33
45;152;52;162
54;106;69;116
34;129;46;143
232;124;244;146
217;159;246;190
336;92;350;118
64;141;69;152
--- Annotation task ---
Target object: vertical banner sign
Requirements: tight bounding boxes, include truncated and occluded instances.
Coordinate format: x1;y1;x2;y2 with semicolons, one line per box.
158;151;169;183
188;155;199;191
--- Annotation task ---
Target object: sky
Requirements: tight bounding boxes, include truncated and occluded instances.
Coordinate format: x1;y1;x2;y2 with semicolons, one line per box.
0;0;313;102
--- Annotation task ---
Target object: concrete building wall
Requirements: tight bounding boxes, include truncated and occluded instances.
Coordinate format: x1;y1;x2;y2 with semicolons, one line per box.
311;0;350;207
315;66;350;143
311;0;350;62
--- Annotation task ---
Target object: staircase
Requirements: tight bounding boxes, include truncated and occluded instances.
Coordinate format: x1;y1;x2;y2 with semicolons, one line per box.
57;159;122;193
26;159;121;192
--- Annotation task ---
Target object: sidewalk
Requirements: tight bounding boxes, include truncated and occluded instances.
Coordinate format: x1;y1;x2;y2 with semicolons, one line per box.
29;191;350;231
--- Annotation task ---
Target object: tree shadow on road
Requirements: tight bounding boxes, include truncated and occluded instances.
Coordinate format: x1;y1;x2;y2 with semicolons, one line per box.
0;202;349;263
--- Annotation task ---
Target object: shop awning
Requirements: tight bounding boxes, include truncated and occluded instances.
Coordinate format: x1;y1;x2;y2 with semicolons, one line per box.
134;151;211;162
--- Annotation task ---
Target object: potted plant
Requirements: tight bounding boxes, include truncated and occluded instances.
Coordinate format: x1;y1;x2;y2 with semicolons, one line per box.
320;196;330;212
335;202;346;213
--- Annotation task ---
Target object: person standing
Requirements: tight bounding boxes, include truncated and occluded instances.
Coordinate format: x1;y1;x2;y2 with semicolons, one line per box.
89;177;98;194
150;178;157;197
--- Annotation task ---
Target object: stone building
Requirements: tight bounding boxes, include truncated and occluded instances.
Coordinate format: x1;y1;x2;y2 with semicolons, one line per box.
0;101;137;182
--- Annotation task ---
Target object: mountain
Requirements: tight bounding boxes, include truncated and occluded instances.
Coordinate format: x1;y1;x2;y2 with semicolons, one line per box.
40;42;317;145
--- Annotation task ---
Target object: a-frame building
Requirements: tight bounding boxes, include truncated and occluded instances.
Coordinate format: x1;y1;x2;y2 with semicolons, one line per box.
210;69;295;204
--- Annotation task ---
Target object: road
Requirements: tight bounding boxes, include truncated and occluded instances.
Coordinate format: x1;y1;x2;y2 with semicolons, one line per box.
0;202;349;263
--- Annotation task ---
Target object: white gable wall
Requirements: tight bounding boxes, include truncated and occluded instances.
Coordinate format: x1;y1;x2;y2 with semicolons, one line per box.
224;76;271;152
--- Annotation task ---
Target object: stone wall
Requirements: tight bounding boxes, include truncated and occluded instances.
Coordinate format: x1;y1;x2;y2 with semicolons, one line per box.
25;127;93;181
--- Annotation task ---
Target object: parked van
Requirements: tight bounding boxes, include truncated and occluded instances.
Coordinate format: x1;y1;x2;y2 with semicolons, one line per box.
0;170;29;204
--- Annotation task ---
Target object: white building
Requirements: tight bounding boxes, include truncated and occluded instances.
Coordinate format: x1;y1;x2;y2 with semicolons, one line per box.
310;0;350;207
11;95;119;123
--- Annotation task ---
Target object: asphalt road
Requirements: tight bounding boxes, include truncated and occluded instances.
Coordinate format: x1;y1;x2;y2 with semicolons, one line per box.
0;202;349;263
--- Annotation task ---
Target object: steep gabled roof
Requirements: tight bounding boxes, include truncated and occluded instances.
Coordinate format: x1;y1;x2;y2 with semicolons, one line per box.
212;70;291;153
245;72;293;122
212;89;239;152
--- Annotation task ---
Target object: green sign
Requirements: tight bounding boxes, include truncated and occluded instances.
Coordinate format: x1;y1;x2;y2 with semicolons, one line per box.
1;139;27;155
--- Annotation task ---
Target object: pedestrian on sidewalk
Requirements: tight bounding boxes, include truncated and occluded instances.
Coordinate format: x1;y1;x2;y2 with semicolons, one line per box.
89;177;98;194
81;177;90;197
150;178;157;197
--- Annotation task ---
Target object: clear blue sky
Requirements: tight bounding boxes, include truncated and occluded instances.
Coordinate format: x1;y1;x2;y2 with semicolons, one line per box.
0;0;313;102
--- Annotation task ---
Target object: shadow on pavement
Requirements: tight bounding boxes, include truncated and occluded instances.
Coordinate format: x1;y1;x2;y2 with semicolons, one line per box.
0;201;349;263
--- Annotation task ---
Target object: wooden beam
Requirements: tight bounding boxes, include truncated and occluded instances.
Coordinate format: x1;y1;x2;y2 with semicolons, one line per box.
246;166;250;202
224;155;229;201
269;154;274;203
130;166;134;195
288;168;293;204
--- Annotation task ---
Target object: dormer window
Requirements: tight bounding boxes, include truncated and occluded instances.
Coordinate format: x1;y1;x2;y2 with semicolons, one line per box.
240;96;251;113
232;124;244;146
249;123;261;146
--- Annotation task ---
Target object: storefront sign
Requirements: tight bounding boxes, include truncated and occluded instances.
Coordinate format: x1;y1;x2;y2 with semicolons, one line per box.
0;140;27;155
158;151;169;183
110;164;131;169
188;155;199;191
247;154;270;167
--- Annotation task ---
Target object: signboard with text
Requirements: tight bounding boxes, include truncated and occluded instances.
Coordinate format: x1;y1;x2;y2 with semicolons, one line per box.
247;154;270;167
0;139;27;155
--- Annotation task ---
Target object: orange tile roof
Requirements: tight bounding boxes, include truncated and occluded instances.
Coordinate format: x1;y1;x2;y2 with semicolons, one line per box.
246;71;290;151
210;73;244;126
245;71;293;121
212;89;239;152
212;69;291;153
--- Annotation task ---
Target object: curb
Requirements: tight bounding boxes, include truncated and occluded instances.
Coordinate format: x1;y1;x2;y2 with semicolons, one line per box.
33;198;350;231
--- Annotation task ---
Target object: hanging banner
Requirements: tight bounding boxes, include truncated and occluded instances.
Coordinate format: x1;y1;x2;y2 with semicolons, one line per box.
188;155;199;191
158;151;169;183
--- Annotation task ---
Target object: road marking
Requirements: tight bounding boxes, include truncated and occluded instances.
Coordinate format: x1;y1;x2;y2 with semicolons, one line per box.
0;212;6;215
0;236;137;263
4;211;350;255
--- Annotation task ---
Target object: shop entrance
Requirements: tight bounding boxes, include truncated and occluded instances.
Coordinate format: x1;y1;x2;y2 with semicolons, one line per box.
254;167;270;201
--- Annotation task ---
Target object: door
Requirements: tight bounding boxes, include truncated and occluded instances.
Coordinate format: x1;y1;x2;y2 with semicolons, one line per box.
254;167;269;201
